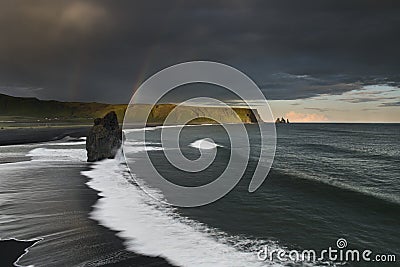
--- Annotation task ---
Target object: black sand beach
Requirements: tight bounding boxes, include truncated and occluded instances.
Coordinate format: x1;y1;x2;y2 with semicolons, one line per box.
0;128;175;266
0;239;39;266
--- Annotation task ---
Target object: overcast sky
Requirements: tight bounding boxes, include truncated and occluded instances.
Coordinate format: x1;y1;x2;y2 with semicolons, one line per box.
0;0;399;122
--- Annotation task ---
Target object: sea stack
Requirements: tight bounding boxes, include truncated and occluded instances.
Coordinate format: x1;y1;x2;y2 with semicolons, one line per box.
275;117;290;124
86;111;122;162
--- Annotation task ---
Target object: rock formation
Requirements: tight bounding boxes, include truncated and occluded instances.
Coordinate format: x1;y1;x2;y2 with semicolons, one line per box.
275;117;289;124
86;111;122;162
124;104;262;124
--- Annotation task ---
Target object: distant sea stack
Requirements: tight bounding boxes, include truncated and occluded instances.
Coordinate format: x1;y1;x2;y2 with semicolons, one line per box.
86;111;122;162
275;117;290;124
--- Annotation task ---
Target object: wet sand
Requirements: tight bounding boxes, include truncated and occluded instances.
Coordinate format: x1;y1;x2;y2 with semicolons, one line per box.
0;239;39;266
0;128;176;266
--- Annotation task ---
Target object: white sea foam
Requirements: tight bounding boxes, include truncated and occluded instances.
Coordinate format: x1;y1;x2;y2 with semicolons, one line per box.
189;138;222;150
27;148;87;162
24;143;287;266
123;124;200;134
124;146;163;154
123;127;157;133
42;136;87;146
61;136;86;141
123;141;163;154
82;158;282;267
45;141;86;146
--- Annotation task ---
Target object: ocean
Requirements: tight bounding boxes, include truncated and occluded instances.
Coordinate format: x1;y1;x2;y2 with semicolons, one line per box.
0;124;399;266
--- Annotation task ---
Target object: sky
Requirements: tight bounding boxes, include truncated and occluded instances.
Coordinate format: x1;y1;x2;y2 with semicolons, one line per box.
0;0;399;122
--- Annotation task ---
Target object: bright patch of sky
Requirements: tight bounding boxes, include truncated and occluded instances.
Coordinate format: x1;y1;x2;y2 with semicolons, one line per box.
269;84;400;122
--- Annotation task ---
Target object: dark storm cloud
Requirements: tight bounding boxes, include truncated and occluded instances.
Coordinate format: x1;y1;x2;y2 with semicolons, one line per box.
259;73;364;100
259;73;400;100
0;0;399;103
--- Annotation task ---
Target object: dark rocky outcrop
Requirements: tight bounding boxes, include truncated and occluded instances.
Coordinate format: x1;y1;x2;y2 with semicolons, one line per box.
86;111;122;162
275;117;289;124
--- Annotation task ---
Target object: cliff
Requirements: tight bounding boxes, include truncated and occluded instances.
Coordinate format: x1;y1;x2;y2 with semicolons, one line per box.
0;93;261;124
124;104;261;125
0;93;126;122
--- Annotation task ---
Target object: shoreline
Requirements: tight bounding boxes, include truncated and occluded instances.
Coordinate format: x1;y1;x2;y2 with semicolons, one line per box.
0;128;177;266
0;126;91;146
81;163;177;267
0;238;41;267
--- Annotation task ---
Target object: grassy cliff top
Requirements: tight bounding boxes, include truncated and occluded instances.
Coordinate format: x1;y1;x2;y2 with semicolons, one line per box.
0;93;261;125
0;93;126;123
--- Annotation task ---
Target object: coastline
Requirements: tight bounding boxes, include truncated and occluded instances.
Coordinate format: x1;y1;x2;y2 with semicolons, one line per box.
0;128;176;267
2;124;399;266
83;163;177;267
0;126;91;146
82;162;177;267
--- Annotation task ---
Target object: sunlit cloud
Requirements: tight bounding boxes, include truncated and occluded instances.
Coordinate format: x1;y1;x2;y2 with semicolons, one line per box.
336;85;400;104
59;2;108;32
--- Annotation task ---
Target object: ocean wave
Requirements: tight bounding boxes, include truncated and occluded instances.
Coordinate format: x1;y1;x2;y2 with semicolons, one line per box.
123;124;214;134
27;148;87;162
274;168;400;206
45;141;86;146
23;143;305;266
123;141;163;154
189;138;222;150
82;157;285;267
298;143;400;162
59;136;87;142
